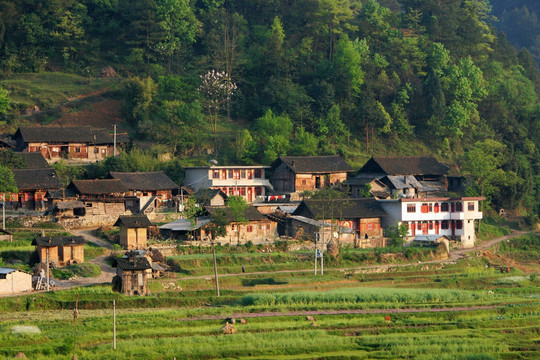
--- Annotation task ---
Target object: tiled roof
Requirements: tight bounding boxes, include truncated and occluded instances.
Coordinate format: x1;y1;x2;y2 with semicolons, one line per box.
12;168;63;190
274;155;354;174
110;171;178;191
18;152;50;169
293;198;387;219
114;215;152;228
193;188;227;205
359;156;449;176
70;179;127;195
32;236;85;247
205;205;266;222
15;126;126;145
115;257;152;270
55;200;85;210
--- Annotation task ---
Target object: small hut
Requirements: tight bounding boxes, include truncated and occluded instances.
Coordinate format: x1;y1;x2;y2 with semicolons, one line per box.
114;215;152;250
113;252;152;296
32;236;86;267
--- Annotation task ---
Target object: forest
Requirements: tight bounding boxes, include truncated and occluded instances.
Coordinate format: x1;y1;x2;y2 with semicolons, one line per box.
0;0;538;218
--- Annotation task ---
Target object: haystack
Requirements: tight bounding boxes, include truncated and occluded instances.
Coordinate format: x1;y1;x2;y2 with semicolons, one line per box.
221;322;236;334
14;353;27;359
306;316;316;322
327;239;339;258
100;66;116;78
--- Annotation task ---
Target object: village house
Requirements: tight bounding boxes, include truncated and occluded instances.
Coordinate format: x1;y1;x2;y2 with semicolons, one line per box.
13;126;128;163
183;165;272;203
32;235;86;267
114;215;153;250
351;156;452;198
377;197;485;248
113;252;153;296
67;179;130;217
206;205;277;244
270;156;354;198
110;171;179;213
0;268;32;295
292;198;387;248
192;188;228;207
159;216;211;241
9;168;63;210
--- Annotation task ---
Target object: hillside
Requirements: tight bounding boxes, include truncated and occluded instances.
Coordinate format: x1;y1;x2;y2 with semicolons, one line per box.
0;0;538;217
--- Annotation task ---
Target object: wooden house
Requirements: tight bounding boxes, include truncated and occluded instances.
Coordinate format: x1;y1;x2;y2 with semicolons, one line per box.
13;126;127;163
293;198;387;248
68;179;130;216
113;253;152;296
192;188;227;207
32;235;86;267
10;168;63;210
110;171;179;212
205;205;277;244
0;268;32;295
270;156;354;195
114;215;152;250
353;156;451;197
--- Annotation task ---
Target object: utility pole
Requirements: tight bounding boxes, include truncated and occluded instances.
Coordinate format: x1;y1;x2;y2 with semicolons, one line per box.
212;241;220;297
73;295;79;360
113;124;117;156
314;232;318;275
2;193;5;230
46;247;50;292
113;300;117;350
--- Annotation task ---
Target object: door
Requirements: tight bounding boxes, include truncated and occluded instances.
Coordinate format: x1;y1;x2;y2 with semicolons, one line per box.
422;222;428;234
451;221;456;236
315;176;321;188
434;221;439;235
411;222;415;236
248;188;253;202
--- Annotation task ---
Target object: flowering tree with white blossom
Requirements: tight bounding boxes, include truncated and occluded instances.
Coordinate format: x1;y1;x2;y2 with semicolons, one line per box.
199;70;237;134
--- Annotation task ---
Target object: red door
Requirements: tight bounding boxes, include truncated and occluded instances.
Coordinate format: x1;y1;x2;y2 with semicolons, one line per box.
248;188;253;202
422;222;428;234
410;222;415;236
451;221;456;236
435;221;439;235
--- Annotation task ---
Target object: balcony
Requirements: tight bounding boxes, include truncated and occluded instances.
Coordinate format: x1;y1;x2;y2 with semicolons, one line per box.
210;178;273;189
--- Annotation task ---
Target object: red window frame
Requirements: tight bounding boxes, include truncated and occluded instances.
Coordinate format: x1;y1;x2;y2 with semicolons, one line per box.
434;203;440;213
468;202;475;211
246;225;253;232
421;203;429;213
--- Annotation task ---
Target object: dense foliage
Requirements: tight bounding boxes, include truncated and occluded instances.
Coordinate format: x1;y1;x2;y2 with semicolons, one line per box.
0;0;538;215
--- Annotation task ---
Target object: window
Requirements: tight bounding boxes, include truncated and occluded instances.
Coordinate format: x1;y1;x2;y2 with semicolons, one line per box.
246;225;253;232
213;170;220;179
429;204;433;212
75;147;81;153
302;179;307;185
468;202;475;211
417;223;421;230
441;203;449;212
421;203;429;213
231;224;236;230
255;187;262;196
0;274;6;279
428;221;433;230
241;169;246;179
228;170;234;179
367;223;373;231
233;170;240;180
228;188;234;195
254;169;262;178
407;204;416;213
456;220;463;229
456;202;463;212
266;224;271;230
441;220;449;229
240;187;246;196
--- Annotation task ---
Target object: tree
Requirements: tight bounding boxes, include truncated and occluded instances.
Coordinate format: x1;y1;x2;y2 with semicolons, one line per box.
226;196;248;244
387;222;409;248
203;207;229;297
199;70;237;135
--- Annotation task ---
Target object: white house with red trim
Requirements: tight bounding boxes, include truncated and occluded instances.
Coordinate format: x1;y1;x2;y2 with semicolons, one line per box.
377;197;484;248
183;166;273;203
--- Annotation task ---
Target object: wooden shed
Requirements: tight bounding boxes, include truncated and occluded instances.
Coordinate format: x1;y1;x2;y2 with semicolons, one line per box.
114;215;152;250
32;236;86;267
113;253;152;296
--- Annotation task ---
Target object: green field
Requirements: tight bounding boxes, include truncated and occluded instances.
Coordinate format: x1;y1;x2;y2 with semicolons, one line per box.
0;233;538;359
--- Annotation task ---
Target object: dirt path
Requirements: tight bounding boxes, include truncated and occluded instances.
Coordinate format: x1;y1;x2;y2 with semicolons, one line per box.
55;229;116;288
177;304;501;322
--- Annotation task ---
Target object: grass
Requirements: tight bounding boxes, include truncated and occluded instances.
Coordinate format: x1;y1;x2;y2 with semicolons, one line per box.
51;263;101;279
0;72;122;112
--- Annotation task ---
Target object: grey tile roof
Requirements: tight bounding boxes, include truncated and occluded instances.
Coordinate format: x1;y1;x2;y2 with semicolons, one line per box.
18;152;50;169
293;198;387;219
12;168;63;190
110;171;178;191
15;126;127;145
32;236;86;247
274;155;354;174
115;257;152;270
70;179;127;195
114;215;152;228
359;156;449;176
